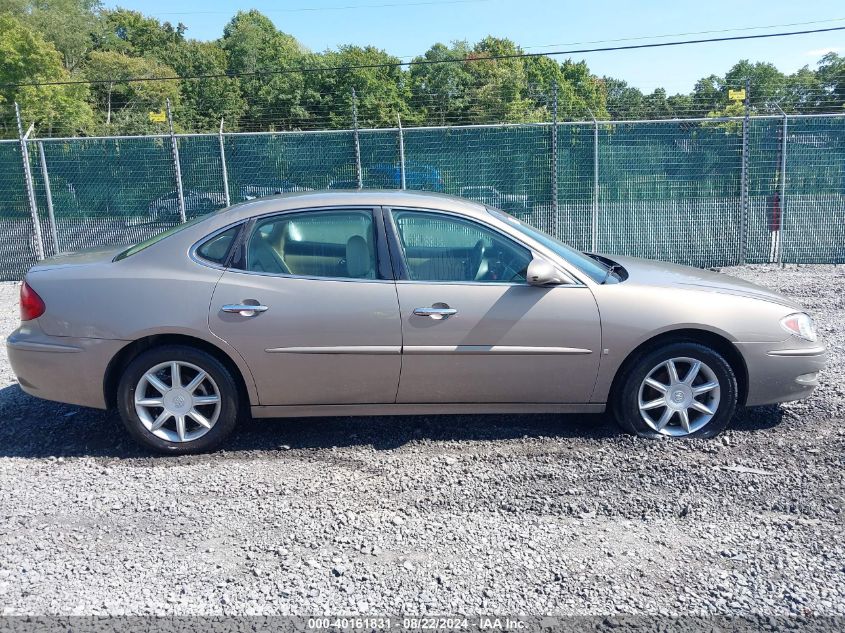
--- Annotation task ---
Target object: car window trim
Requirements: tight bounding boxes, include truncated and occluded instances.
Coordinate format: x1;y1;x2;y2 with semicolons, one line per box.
232;206;394;283
382;206;580;287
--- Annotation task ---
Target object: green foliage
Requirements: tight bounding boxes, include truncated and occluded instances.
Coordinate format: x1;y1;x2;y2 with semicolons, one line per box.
221;10;308;130
1;0;102;71
1;4;843;137
316;45;412;128
603;78;646;119
84;50;180;134
817;53;845;111
409;42;473;125
0;14;94;136
168;40;246;132
96;8;185;59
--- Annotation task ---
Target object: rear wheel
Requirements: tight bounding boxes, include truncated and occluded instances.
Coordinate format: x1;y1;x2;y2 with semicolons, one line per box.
117;345;239;454
613;342;738;439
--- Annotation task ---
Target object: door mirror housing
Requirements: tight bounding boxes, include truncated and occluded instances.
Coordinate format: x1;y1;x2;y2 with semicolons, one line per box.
526;257;566;287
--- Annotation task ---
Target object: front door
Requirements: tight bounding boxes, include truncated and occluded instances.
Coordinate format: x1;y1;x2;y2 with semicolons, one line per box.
387;209;602;404
208;207;402;406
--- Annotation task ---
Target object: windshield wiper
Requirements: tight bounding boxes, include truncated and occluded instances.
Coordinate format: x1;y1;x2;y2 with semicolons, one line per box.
600;263;623;284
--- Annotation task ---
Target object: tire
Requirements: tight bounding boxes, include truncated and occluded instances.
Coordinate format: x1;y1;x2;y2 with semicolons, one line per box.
613;342;738;439
117;345;240;454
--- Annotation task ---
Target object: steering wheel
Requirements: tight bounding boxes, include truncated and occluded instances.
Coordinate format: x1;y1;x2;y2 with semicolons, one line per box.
496;250;529;282
470;240;486;280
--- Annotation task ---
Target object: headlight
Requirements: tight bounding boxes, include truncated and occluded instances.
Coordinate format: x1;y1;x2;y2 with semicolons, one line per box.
780;313;818;342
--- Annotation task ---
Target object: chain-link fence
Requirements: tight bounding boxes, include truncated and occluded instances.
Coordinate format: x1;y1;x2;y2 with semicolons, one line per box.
0;113;842;280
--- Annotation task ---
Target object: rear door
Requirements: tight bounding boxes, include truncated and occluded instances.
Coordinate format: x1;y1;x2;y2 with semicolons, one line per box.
386;208;602;404
208;207;402;406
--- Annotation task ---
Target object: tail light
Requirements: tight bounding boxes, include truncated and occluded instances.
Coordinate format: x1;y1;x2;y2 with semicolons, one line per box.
20;280;45;321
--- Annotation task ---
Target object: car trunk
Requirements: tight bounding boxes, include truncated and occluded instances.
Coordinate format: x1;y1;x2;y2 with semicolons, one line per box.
28;245;125;273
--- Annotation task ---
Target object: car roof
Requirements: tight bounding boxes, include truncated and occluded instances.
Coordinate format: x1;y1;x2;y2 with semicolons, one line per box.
220;189;489;222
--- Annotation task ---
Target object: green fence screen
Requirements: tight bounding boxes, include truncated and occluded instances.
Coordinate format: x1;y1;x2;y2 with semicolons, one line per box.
0;114;842;280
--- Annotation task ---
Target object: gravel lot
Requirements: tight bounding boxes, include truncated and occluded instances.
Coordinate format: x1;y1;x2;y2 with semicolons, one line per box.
0;264;842;618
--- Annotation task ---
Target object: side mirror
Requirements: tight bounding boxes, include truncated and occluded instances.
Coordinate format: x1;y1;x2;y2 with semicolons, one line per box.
526;257;565;287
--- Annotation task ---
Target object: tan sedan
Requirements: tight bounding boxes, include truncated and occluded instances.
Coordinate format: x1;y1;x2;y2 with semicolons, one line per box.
7;191;826;453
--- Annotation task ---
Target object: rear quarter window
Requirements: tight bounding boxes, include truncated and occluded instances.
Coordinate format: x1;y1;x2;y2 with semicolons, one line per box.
196;225;241;265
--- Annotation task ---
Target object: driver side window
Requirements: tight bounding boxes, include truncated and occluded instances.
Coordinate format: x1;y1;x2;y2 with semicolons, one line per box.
391;210;531;283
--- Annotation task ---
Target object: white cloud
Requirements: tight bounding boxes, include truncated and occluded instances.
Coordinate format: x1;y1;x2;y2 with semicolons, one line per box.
804;47;840;57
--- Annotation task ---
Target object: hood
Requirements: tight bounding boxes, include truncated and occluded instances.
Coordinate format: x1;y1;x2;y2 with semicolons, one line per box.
606;254;801;309
29;244;125;272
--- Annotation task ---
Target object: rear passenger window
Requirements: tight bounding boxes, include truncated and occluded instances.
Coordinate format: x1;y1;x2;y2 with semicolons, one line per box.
246;210;377;279
196;225;240;265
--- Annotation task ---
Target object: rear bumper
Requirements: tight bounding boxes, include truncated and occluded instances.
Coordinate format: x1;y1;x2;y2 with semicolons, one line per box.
7;324;126;409
736;341;827;406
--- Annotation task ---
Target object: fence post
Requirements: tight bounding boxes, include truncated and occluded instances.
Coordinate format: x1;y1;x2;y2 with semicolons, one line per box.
15;103;45;261
36;140;60;255
219;118;231;206
776;106;788;265
166;99;187;223
351;88;363;189
738;78;750;264
589;109;599;253
550;82;559;237
397;114;407;190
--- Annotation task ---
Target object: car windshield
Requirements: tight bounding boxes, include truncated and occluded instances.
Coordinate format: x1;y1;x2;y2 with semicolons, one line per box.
488;208;610;283
114;213;213;261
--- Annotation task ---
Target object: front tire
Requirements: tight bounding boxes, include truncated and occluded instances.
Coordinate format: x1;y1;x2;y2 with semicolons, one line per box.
613;342;738;439
117;345;239;454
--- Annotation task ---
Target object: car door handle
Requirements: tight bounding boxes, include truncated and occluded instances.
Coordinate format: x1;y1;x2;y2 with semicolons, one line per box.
221;304;269;316
413;306;457;320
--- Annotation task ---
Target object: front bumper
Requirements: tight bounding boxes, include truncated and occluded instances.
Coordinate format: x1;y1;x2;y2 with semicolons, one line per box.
7;323;127;409
736;341;827;406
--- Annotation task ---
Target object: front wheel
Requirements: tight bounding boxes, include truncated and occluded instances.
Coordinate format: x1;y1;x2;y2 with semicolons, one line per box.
613;342;739;439
117;345;240;454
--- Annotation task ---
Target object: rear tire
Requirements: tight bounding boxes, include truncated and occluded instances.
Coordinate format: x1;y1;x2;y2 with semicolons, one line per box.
117;345;239;454
613;342;738;439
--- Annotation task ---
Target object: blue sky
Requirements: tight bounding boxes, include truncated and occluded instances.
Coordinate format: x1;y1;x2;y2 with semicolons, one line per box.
105;0;844;92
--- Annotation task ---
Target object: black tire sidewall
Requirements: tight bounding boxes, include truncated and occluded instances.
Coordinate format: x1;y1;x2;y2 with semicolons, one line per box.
117;345;239;454
614;342;738;439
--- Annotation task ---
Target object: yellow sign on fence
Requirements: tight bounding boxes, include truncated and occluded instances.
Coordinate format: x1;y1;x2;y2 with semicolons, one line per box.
728;89;746;102
148;110;166;123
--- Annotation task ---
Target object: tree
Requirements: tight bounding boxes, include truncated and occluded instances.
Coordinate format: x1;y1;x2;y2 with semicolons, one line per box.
96;8;186;59
691;74;723;116
167;40;246;131
666;92;693;117
0;0;102;71
314;45;412;128
0;14;94;136
602;77;645;120
723;60;786;111
782;65;823;113
409;42;473;125
817;53;845;111
463;37;536;123
559;60;607;119
643;88;672;119
84;50;180;133
522;55;563;118
221;10;308;130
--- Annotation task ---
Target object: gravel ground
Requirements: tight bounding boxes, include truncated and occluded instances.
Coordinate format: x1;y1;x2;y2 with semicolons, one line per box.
0;264;842;618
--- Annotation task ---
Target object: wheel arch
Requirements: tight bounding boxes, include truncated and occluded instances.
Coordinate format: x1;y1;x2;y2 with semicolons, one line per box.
607;328;749;409
103;333;255;411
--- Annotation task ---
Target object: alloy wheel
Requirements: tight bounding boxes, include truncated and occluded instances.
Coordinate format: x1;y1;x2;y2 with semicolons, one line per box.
637;357;721;437
134;361;221;443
